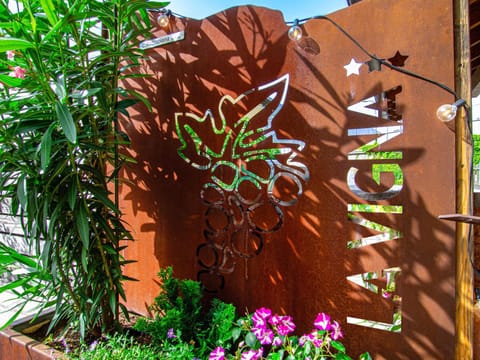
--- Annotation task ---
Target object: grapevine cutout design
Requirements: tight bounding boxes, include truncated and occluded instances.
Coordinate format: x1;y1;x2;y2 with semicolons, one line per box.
175;74;309;290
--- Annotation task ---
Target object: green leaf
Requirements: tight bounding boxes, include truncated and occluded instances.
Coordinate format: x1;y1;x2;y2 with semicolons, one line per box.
0;38;33;52
334;353;352;360
67;182;77;210
55;101;76;143
0;74;23;87
0;302;27;330
245;331;258;348
52;75;66;100
81;246;88;272
331;340;347;353
17;174;27;211
359;353;373;360
70;88;101;99
0;277;30;292
40;125;54;171
109;291;117;314
271;350;284;360
76;204;90;250
115;99;138;116
40;0;59;26
85;185;119;214
0;244;37;268
304;340;312;354
231;327;242;342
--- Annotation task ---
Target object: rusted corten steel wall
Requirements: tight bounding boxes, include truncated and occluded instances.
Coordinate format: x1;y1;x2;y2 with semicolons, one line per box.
119;0;457;357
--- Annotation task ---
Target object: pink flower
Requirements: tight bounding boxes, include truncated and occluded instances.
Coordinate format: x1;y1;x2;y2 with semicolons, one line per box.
300;331;323;348
299;334;309;346
314;312;331;331
311;333;323;348
251;307;271;329
272;336;283;346
241;348;263;360
270;315;295;336
209;346;225;360
330;320;343;340
253;327;274;345
12;66;25;79
253;307;271;320
6;50;15;60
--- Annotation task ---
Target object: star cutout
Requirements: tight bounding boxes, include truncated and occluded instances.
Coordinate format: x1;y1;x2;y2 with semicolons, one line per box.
388;51;409;67
344;58;363;77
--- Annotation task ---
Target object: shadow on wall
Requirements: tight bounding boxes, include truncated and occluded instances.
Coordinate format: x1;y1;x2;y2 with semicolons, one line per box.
119;4;456;358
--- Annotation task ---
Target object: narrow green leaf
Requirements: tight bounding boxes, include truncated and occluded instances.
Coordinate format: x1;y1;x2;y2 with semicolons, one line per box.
331;340;346;353
0;277;30;292
359;353;373;360
0;302;27;330
40;0;59;26
17;174;27;211
115;99;138;116
70;88;101;99
119;303;130;321
76;204;90;250
67;182;77;210
85;185;119;214
52;75;66;100
118;88;152;112
0;38;33;52
81;246;88;272
0;74;23;87
1;246;37;268
334;354;351;360
55;101;76;143
40;125;54;171
109;291;116;314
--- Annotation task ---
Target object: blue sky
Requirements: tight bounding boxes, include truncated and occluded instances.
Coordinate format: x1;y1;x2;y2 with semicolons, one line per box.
166;0;348;21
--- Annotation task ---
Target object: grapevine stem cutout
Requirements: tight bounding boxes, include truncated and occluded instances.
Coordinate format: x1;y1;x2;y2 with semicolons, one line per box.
174;74;309;290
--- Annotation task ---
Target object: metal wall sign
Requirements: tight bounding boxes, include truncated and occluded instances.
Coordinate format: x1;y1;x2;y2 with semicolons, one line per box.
119;0;456;357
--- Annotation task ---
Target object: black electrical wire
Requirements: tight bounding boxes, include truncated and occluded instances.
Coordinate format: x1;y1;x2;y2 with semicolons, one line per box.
286;15;461;100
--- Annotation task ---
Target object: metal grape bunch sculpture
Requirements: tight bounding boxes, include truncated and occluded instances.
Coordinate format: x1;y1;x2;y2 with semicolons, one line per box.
175;75;309;290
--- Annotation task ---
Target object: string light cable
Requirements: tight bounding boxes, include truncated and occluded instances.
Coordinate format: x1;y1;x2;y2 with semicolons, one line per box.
286;15;463;100
148;8;467;115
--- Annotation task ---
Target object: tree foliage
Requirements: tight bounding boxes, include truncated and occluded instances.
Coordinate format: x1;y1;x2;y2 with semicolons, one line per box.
0;0;168;338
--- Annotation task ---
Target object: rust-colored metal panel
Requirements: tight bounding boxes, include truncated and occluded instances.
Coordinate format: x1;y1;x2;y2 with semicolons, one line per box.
119;0;456;357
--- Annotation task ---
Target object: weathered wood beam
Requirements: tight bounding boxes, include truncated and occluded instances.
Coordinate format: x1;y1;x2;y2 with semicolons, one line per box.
454;0;474;358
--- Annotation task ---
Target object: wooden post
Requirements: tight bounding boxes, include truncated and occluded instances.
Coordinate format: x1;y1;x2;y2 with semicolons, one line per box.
454;0;473;358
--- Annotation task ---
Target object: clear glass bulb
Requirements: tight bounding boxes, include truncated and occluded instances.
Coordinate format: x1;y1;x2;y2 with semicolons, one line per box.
157;12;170;27
436;104;457;122
288;25;303;42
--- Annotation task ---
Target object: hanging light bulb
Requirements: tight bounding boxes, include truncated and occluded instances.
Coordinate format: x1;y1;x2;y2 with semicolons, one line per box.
288;19;303;42
436;99;466;122
157;10;171;28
